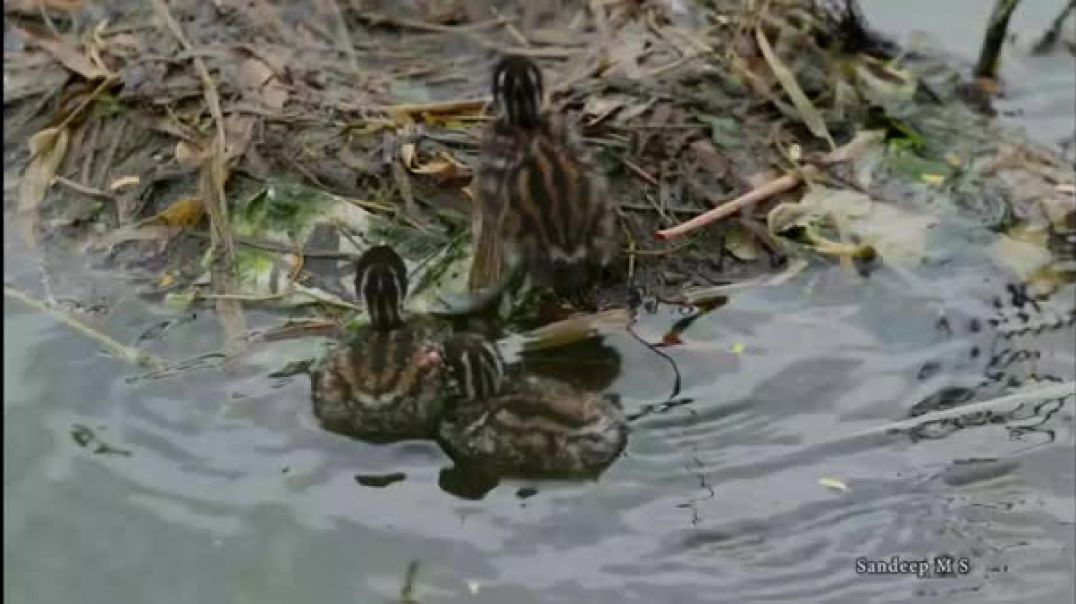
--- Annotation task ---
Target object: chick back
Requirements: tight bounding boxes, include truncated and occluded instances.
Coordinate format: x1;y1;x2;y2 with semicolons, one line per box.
476;119;617;294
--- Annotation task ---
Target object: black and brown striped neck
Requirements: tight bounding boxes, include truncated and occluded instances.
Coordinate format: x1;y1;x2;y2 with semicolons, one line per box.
354;245;408;331
443;333;505;402
492;54;544;130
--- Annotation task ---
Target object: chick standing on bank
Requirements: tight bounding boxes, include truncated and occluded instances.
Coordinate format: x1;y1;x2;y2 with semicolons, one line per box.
471;55;618;298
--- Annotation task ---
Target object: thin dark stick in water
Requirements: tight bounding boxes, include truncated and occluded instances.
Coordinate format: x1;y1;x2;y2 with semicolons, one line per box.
5;285;167;370
399;559;420;604
1032;0;1076;54
975;0;1022;79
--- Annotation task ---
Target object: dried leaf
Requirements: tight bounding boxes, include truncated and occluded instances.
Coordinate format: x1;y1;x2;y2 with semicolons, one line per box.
529;28;587;47
848;203;932;264
698;115;741;149
886;147;952;182
619;99;658;122
690;139;730;178
608;22;647;79
17;127;70;245
236;57;288;111
164;292;196;311
818;477;849;493
636;102;674;154
853;60;917;112
154;198;205;228
725;227;762;260
390;109;416;127
146;115;200;143
217;0;290;39
767;187;870;235
93;224;176;249
755;28;834;149
2;50;69;104
401;144;471;182
13;24;112;80
582;95;628;125
175;140;205;168
412;152;470;182
400;142;418;168
222;114;256;164
104;33;142;58
519;309;630;352
1041;194;1075;230
5;0;83;15
392;158;418;218
768;185;931;264
989;227;1053;281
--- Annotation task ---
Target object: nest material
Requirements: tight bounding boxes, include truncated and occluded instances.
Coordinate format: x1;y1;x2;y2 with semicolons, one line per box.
5;0;1073;333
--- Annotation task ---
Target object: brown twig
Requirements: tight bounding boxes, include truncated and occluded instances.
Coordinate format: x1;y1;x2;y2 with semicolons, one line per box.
643;50;705;78
97;118;128;205
327;0;359;73
589;0;611;45
5;285;166;370
503;20;531;47
656;131;884;240
622;156;660;187
258;320;342;342
377;98;491;115
656;171;803;239
151;0;246;353
78;119;100;185
53;175;114;200
55;75;119;131
517;309;631;352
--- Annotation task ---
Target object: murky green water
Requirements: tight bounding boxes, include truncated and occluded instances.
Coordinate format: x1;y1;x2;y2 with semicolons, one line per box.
5;3;1075;603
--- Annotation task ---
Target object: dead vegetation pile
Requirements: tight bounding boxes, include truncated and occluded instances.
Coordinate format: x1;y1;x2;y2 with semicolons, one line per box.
4;0;1074;357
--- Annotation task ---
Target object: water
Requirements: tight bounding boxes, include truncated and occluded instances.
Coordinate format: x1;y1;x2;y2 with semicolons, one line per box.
5;4;1075;603
861;0;1076;151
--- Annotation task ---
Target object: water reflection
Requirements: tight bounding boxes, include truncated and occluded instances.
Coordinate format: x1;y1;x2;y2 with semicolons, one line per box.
901;278;1076;443
518;336;623;393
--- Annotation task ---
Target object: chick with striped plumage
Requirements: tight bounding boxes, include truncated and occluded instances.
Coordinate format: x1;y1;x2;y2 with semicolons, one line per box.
437;333;628;478
310;245;449;442
470;54;619;300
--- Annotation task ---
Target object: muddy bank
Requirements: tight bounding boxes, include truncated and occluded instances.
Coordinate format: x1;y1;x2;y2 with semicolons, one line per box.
4;0;1074;354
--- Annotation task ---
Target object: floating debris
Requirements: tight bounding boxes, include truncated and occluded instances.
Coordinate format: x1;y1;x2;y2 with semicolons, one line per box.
818;477;850;493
